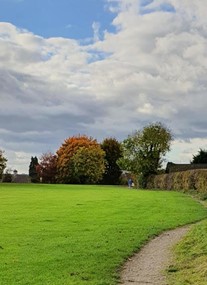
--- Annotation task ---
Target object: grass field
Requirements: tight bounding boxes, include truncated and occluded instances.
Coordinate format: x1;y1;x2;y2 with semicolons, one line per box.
0;184;207;285
167;200;207;285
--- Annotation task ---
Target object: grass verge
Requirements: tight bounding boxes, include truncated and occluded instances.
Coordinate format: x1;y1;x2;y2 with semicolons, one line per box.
0;184;207;285
167;200;207;285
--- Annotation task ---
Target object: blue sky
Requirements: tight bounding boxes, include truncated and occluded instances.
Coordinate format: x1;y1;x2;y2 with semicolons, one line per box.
0;0;115;39
0;0;207;173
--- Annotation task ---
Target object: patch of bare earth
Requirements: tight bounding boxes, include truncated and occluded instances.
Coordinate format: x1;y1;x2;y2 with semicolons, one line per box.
120;226;190;285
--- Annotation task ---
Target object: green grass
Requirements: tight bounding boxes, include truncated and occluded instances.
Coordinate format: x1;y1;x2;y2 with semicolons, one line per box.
0;184;207;285
167;200;207;285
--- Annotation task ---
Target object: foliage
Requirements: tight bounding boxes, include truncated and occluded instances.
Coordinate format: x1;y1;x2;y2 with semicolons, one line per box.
0;184;206;285
36;152;57;184
0;149;7;180
119;122;172;187
100;137;122;185
191;148;207;164
2;168;12;182
147;169;207;197
29;156;39;183
71;146;105;184
56;135;105;184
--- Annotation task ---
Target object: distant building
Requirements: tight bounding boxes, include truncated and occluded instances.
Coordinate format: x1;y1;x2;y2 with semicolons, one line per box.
12;173;31;183
166;162;207;173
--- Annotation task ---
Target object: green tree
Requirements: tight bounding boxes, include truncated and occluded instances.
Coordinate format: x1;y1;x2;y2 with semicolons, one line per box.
29;156;39;183
56;135;105;184
71;146;105;184
0;150;7;180
191;149;207;164
119;122;173;188
2;168;12;183
100;138;122;185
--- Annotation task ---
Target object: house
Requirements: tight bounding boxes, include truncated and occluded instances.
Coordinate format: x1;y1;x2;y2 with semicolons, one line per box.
12;170;31;183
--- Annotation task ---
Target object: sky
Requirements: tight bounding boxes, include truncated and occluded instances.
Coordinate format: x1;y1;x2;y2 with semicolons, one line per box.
0;0;207;174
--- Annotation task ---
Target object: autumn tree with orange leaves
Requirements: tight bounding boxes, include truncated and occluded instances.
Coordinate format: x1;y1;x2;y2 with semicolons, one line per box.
56;135;105;184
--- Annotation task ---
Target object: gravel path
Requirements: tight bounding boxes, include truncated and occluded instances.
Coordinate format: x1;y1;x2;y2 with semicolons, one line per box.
120;226;190;285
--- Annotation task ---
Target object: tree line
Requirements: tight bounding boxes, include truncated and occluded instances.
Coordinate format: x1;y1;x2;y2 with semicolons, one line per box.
1;122;207;187
29;136;122;185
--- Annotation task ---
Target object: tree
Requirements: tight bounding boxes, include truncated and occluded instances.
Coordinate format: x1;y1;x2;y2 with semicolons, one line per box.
29;156;39;183
119;122;173;188
2;168;12;183
191;149;207;164
36;152;57;183
56;135;106;184
0;150;7;180
100;138;122;185
71;146;105;184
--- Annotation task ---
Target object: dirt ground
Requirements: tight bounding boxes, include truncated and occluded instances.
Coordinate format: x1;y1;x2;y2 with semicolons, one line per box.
120;226;190;285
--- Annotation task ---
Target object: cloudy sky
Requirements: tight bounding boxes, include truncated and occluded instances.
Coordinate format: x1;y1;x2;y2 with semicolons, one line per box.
0;0;207;173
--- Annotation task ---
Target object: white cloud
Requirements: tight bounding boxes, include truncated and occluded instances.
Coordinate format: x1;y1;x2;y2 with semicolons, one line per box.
166;138;207;165
92;22;101;42
1;0;207;172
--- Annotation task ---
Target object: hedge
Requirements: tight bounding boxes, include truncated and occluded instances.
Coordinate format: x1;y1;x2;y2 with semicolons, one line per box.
147;169;207;196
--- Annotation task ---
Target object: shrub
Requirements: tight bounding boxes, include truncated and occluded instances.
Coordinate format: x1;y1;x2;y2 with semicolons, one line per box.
194;170;207;193
173;172;183;191
147;169;207;195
